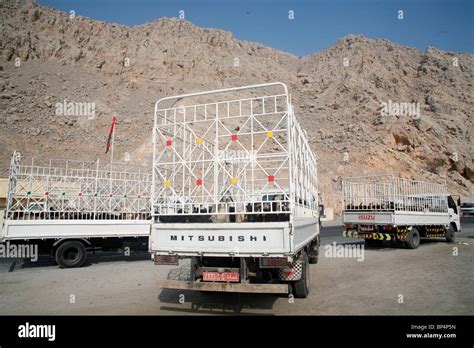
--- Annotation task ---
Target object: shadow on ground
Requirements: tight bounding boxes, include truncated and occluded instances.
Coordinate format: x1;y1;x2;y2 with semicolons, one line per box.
5;250;151;272
157;263;280;315
158;288;279;315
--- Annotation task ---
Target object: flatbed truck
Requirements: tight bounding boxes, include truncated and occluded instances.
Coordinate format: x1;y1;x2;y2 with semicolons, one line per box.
341;174;461;248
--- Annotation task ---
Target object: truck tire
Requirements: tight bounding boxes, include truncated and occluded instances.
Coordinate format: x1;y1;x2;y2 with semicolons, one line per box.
292;251;310;298
308;236;320;264
405;228;420;249
445;225;455;243
55;241;87;268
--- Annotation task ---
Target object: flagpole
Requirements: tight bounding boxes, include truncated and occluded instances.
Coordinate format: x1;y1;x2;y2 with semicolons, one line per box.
109;115;116;205
110;128;113;209
110;126;115;171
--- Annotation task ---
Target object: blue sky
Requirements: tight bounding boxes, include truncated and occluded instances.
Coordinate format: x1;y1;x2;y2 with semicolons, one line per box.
38;0;474;56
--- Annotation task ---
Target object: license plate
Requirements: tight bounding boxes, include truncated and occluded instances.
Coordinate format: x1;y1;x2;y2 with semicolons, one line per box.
202;272;240;282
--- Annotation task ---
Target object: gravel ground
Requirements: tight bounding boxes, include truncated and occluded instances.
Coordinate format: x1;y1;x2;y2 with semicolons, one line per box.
0;222;472;315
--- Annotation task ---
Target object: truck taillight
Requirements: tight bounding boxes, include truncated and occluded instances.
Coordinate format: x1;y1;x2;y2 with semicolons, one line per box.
154;254;179;265
382;225;393;231
344;223;354;229
259;257;288;268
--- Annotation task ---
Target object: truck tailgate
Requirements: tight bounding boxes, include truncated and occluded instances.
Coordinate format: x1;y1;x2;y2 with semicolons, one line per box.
342;211;394;225
342;211;450;226
150;222;291;257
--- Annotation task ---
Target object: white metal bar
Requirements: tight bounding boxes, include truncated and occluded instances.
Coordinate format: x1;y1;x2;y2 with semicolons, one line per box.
151;83;317;220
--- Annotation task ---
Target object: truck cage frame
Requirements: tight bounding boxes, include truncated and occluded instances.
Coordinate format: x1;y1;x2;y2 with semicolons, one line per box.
151;82;319;222
342;174;448;214
6;151;152;221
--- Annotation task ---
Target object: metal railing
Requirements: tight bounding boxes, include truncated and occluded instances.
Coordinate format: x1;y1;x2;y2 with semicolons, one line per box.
342;174;448;213
152;82;319;221
6;152;152;220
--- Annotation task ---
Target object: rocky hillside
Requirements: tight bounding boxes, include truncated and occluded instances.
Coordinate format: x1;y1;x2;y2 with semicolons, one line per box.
1;0;473;212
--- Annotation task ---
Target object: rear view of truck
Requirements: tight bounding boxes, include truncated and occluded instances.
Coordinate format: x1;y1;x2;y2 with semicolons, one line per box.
342;174;461;249
149;82;320;298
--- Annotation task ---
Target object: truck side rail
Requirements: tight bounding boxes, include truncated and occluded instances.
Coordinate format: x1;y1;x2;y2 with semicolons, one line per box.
342;174;448;214
6;151;152;221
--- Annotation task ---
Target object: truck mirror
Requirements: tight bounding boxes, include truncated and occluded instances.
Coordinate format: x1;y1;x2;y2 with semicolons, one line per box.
319;205;325;218
447;195;460;215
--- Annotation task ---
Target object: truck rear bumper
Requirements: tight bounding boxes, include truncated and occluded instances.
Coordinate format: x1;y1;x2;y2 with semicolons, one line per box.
160;279;289;294
343;230;395;241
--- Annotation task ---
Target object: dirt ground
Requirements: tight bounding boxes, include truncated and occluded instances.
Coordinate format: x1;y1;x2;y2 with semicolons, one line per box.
0;222;472;315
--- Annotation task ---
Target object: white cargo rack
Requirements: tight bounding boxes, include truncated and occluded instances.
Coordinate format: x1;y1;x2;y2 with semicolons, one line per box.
150;82;319;257
342;174;449;226
2;152;152;240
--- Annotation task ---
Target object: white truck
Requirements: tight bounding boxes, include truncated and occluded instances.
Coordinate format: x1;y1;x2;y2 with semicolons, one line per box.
149;83;321;298
1;152;151;268
1;82;320;297
341;174;461;248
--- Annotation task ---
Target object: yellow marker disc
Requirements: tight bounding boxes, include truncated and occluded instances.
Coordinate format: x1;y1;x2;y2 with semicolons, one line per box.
197;137;203;145
165;181;171;188
266;130;273;138
230;177;238;185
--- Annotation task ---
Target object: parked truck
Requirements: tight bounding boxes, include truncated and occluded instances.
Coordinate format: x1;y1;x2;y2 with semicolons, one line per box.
149;82;320;298
1;152;151;268
1;82;320;297
341;174;461;248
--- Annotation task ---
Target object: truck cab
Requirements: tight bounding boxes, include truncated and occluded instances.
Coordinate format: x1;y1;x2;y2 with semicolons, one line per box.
448;195;461;232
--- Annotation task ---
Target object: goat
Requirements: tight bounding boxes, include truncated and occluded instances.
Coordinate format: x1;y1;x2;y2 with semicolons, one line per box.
210;191;233;223
189;205;212;223
235;210;246;223
273;194;290;221
244;194;289;222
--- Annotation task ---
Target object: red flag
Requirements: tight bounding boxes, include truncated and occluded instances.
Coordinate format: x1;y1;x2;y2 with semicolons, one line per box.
105;115;116;154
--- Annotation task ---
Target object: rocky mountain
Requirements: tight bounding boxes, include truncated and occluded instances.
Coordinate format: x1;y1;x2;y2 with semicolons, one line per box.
1;0;473;212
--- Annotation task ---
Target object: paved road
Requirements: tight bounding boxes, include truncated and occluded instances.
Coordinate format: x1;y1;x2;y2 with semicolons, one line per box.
0;217;472;315
320;223;349;245
321;216;474;242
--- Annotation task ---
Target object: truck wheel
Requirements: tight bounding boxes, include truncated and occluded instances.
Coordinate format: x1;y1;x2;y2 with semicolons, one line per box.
308;236;319;264
445;225;455;243
292;251;310;298
365;239;383;248
405;228;420;249
55;241;87;268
